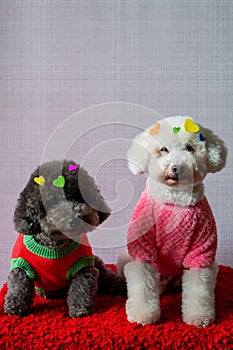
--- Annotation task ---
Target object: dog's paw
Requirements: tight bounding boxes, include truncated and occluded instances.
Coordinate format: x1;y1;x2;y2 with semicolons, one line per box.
69;305;93;318
126;298;161;325
4;298;30;316
183;314;215;328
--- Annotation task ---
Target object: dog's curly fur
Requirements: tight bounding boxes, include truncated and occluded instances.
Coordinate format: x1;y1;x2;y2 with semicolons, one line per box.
118;116;227;327
4;160;126;318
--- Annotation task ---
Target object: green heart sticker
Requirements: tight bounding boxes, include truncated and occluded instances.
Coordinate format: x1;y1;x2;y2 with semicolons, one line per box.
53;175;65;188
173;126;181;134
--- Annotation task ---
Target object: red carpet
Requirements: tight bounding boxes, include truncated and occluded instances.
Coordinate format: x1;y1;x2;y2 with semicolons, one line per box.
0;265;233;349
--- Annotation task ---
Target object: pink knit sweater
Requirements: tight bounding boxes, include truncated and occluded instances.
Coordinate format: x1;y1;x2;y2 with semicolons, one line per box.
127;189;217;276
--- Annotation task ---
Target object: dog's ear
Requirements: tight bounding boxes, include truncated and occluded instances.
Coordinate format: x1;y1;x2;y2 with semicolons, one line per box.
14;193;41;235
13;173;42;235
204;128;227;173
93;191;111;224
127;131;152;175
76;167;111;225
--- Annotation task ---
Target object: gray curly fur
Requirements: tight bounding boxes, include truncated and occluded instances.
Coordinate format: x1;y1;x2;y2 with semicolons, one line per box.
4;160;126;318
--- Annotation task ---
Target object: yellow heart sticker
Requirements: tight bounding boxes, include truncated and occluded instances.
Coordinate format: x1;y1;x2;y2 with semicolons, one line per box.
149;123;160;136
34;176;45;186
184;118;199;133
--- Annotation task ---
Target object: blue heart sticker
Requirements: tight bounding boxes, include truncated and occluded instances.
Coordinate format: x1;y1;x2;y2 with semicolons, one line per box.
198;133;206;141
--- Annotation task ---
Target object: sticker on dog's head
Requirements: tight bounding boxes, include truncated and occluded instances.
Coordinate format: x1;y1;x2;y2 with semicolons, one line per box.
69;164;79;171
34;176;45;186
53;175;65;188
183;118;200;133
198;133;206;142
173;126;181;134
149;123;160;136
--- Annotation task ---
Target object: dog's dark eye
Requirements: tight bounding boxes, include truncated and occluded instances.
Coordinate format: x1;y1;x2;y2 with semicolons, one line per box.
185;144;195;153
160;147;169;153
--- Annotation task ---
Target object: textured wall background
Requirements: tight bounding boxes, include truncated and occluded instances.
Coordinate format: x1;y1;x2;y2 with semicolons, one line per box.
0;0;232;288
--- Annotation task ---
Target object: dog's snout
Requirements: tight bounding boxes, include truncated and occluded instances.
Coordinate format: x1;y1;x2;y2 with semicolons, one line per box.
171;165;185;177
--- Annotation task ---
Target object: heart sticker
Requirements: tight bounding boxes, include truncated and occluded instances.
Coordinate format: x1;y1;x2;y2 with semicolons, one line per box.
69;164;78;171
34;176;45;186
184;118;199;133
149;123;160;136
53;176;65;188
198;133;206;141
173;126;181;134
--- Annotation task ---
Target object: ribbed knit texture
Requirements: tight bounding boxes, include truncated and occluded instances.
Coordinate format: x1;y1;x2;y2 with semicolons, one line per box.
24;235;81;259
11;257;37;280
66;256;95;280
128;189;217;276
11;234;94;292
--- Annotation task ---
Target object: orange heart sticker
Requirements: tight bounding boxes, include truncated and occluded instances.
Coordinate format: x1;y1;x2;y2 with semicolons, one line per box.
184;118;199;133
149;123;160;136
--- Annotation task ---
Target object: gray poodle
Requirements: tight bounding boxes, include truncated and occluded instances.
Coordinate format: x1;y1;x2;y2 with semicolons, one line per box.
4;160;125;318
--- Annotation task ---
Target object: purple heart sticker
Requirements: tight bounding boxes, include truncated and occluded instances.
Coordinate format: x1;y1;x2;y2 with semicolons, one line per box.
69;164;79;171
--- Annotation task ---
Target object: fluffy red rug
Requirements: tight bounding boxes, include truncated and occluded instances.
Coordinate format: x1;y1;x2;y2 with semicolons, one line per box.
0;265;233;349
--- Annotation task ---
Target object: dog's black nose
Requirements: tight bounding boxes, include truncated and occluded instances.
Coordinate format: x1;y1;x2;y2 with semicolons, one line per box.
171;165;185;177
68;217;78;229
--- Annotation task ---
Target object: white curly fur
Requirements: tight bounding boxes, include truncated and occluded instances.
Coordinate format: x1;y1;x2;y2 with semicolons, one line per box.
120;116;227;327
182;262;218;327
124;261;161;325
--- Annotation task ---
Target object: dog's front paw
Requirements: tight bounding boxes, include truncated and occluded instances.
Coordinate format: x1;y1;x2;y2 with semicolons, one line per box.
4;296;30;316
183;314;215;328
182;265;217;328
69;305;93;318
126;297;161;325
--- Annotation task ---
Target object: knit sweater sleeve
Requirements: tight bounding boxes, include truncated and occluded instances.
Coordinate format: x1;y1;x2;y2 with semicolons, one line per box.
183;199;217;269
127;190;158;265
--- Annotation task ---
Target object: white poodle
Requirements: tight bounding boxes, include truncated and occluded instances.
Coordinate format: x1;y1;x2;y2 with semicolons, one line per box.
118;116;227;327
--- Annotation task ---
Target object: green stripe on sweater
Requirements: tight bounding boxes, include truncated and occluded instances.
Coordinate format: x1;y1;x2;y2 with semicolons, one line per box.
66;256;95;280
11;257;37;280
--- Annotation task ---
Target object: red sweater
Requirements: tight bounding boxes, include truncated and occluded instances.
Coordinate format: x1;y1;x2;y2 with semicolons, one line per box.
11;234;94;292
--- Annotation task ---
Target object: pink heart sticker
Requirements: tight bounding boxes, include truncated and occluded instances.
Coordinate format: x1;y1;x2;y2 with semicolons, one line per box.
69;164;78;171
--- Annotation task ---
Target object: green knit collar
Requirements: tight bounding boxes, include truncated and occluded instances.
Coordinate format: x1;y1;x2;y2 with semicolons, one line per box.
24;235;81;259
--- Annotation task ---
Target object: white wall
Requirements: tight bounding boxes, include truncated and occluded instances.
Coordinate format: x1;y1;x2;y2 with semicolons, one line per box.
0;0;232;288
